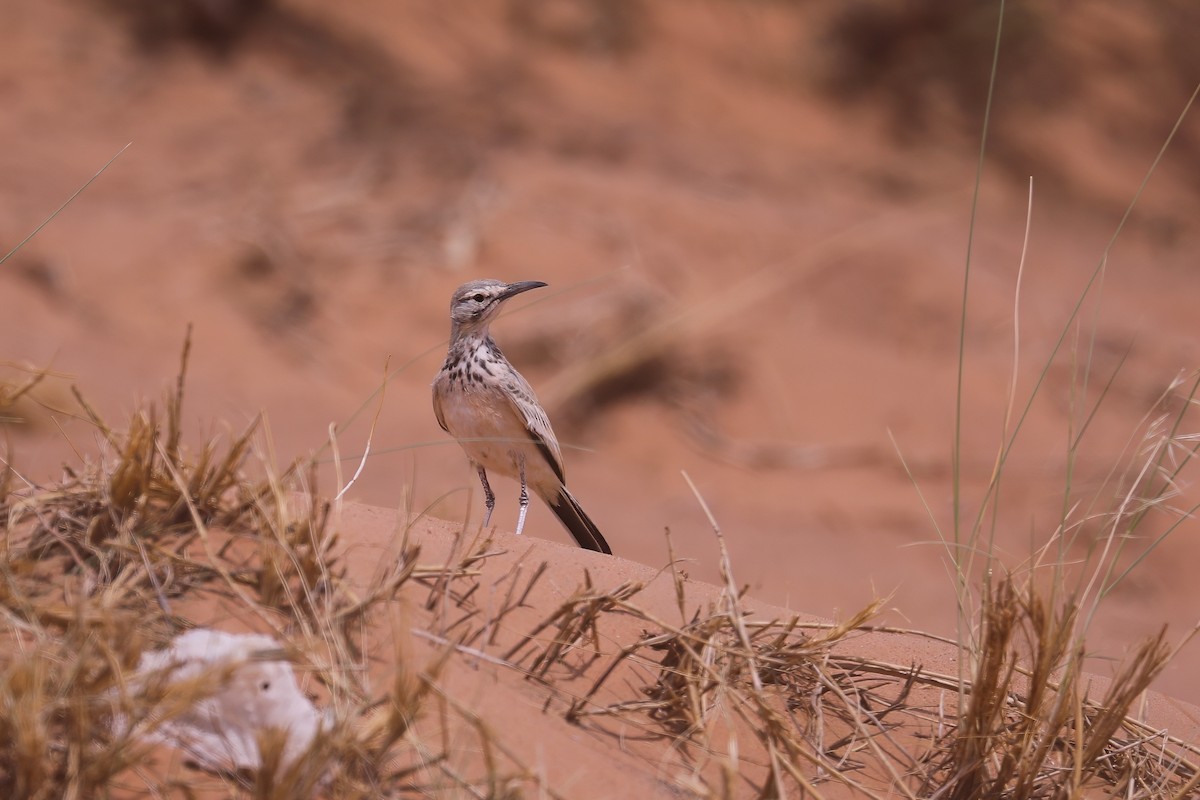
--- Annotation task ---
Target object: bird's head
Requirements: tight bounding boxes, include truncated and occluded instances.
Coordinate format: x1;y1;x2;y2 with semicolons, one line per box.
448;279;547;339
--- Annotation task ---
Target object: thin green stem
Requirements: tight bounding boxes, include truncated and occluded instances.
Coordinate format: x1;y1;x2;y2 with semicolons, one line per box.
966;81;1200;552
953;0;1006;686
0;143;131;266
955;0;1005;554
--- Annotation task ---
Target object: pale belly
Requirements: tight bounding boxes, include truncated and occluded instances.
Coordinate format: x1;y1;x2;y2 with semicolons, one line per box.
437;383;559;490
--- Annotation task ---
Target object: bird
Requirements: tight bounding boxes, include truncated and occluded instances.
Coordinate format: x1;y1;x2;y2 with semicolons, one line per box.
432;279;612;555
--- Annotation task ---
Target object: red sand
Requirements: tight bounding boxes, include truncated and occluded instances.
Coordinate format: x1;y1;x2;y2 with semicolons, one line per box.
3;0;1200;725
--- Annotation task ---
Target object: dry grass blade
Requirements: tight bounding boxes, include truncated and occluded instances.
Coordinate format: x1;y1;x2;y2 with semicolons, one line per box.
506;575;645;680
516;477;1200;800
0;338;586;798
2;324;1199;798
917;576;1189;800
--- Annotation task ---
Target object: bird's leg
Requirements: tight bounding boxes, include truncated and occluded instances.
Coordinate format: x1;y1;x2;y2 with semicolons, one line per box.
475;464;495;528
515;455;529;535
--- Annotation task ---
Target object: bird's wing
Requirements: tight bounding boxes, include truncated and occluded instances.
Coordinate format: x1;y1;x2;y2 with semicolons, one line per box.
503;372;566;485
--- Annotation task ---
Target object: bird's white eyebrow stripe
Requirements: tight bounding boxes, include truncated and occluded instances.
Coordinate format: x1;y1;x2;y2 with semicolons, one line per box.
431;279;610;554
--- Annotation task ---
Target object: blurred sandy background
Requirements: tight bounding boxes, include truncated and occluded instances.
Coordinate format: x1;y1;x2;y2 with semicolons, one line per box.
3;1;1200;703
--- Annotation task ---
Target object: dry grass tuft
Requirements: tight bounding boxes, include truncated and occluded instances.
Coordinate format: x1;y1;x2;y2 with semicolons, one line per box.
501;488;1200;799
0;337;574;798
2;334;1199;797
536;557;1199;798
920;578;1185;799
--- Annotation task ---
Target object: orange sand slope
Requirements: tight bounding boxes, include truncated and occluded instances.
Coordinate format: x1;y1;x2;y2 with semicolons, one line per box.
3;2;1200;793
4;1;1200;709
161;498;1200;797
4;416;1200;797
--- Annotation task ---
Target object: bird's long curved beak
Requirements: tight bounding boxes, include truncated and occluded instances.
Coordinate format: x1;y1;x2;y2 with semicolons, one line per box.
500;280;548;300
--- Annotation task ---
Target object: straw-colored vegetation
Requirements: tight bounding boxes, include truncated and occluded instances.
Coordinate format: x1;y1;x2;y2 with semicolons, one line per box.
1;331;1199;797
3;5;1199;795
0;338;543;798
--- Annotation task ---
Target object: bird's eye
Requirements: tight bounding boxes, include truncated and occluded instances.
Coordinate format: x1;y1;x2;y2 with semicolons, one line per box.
472;293;485;302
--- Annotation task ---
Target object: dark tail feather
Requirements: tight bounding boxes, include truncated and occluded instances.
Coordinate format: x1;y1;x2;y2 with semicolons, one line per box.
547;487;612;554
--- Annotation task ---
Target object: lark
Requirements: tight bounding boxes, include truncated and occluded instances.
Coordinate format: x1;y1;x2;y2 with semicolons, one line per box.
432;279;612;554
